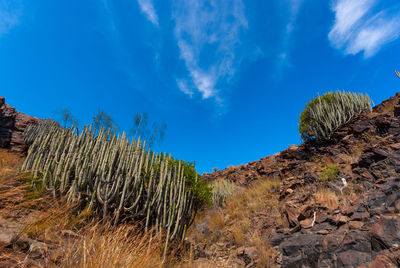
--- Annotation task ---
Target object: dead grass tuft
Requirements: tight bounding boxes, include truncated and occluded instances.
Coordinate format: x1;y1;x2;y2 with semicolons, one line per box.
314;188;339;210
57;223;164;268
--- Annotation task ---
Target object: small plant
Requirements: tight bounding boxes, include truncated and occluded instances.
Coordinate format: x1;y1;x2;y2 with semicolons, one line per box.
320;165;340;182
299;91;372;142
211;179;238;207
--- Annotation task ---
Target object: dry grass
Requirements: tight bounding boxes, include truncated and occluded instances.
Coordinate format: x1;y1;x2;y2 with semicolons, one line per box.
187;178;281;267
57;223;164;268
249;231;277;268
224;178;281;220
314;188;339;210
0;149;23;178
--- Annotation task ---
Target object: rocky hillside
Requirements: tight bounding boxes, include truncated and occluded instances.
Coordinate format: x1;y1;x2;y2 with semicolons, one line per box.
2;94;400;267
198;93;400;267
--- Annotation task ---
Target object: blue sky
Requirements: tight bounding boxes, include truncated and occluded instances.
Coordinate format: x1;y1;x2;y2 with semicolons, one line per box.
1;0;400;173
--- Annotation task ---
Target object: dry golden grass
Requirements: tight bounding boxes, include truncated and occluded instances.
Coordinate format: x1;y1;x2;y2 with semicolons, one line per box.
249;231;277;268
57;223;164;268
187;178;281;267
0;149;22;178
224;178;281;220
314;188;339;210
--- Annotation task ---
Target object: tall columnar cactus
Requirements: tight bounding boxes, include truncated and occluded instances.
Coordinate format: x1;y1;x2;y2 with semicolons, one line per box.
24;119;63;147
299;91;372;142
21;123;211;243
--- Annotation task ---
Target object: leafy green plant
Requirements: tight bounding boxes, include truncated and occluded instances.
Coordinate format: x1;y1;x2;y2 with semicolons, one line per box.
21;123;211;244
299;91;372;142
211;179;238;207
320;165;341;182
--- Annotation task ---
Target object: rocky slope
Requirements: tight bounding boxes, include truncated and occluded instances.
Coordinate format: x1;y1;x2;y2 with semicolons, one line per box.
0;96;40;152
201;93;400;267
2;94;400;267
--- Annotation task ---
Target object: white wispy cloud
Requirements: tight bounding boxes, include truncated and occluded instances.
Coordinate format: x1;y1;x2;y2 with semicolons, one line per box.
137;0;159;26
173;0;247;100
275;0;304;75
0;1;21;36
329;0;400;58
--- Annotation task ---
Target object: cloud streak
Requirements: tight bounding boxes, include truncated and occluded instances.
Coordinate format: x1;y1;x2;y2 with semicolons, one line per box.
137;0;159;26
0;1;21;36
329;0;400;58
275;0;305;75
173;0;247;100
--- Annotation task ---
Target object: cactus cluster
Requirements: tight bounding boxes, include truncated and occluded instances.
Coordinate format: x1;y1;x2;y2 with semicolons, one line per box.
21;123;210;243
211;179;238;207
24;119;63;146
299;91;372;142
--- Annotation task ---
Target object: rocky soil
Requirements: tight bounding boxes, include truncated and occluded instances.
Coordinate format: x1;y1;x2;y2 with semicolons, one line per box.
202;93;400;267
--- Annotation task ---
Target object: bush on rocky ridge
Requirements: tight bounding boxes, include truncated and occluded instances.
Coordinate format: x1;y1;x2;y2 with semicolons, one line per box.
299;91;372;142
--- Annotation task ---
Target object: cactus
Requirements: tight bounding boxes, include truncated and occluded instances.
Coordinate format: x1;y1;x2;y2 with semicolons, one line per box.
24;119;63;147
299;91;372;142
211;179;238;207
21;123;211;243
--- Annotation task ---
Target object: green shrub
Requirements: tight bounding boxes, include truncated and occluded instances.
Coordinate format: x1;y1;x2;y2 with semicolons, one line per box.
299;91;372;142
211;179;238;207
320;165;340;182
21;123;211;243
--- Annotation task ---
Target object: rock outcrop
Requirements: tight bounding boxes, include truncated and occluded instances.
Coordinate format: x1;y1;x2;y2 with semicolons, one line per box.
0;96;40;152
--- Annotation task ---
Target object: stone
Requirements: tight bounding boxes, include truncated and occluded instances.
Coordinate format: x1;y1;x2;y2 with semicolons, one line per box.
336;250;371;267
300;218;314;229
369;254;398;268
236;246;259;265
279;233;324;267
352;121;371;134
370;216;400;250
29;241;48;259
348;221;364;230
0;228;16;246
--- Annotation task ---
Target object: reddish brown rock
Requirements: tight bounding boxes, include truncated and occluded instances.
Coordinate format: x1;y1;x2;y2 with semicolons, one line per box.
300;218;314;229
370;216;400;250
337;250;371;267
0;96;40;152
349;221;364;230
369;254;398;268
